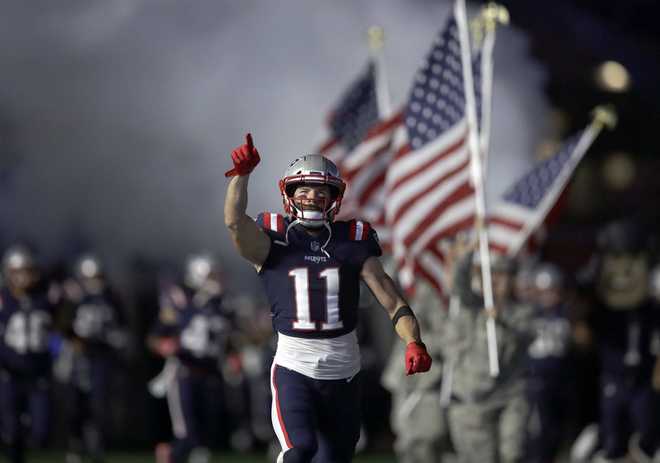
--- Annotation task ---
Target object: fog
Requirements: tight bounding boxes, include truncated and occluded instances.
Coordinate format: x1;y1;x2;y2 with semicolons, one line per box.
0;1;549;289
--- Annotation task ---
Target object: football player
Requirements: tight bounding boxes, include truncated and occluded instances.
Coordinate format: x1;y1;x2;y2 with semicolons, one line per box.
0;245;57;463
148;254;235;463
584;221;660;462
59;254;127;463
525;263;574;463
223;134;432;463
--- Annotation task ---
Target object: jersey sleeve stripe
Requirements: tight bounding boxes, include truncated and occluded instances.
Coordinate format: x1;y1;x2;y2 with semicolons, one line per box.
355;220;365;241
263;212;272;230
276;214;285;233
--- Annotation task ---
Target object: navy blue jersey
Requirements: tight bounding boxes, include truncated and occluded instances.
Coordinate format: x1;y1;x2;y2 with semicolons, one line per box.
0;286;56;376
527;304;572;383
68;289;125;353
256;212;381;339
153;283;234;371
594;300;660;381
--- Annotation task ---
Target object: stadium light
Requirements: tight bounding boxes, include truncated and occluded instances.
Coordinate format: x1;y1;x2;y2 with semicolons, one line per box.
595;61;631;93
601;151;635;190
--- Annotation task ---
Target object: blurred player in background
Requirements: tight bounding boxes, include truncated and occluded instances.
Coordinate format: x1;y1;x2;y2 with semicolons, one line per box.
525;262;575;463
148;253;236;463
0;245;59;463
223;134;432;463
578;221;660;462
57;254;127;463
223;294;277;453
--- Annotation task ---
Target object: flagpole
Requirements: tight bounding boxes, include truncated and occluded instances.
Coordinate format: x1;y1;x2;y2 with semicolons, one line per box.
456;0;500;377
439;294;461;408
368;26;393;119
507;104;617;256
473;3;509;174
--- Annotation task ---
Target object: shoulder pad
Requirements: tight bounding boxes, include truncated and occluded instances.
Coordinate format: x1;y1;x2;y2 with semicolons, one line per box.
348;220;372;241
257;212;287;234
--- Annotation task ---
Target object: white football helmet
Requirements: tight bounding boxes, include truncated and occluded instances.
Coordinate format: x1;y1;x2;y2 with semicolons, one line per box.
2;245;35;274
184;254;217;290
74;254;103;280
278;155;345;228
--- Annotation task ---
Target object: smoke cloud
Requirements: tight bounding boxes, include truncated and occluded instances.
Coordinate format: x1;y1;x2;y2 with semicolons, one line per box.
0;1;548;289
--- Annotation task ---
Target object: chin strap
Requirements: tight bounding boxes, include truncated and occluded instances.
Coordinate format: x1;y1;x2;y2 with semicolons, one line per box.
320;222;332;258
284;219;300;246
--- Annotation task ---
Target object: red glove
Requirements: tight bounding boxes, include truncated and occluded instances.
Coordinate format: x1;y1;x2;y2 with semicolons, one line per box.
224;133;261;177
155;337;179;357
405;341;432;375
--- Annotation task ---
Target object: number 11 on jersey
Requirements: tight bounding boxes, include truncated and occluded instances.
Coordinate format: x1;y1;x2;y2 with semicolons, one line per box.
289;267;343;331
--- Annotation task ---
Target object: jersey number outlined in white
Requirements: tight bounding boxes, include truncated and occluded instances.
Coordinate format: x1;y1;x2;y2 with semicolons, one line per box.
289;267;343;331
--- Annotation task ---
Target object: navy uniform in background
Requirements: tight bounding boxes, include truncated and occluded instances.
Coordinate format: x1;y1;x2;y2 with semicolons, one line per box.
585;221;660;462
58;254;127;463
0;245;58;463
525;263;574;463
148;254;235;463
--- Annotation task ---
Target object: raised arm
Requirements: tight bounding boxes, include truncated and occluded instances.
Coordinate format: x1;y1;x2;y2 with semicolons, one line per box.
361;256;431;375
223;134;270;269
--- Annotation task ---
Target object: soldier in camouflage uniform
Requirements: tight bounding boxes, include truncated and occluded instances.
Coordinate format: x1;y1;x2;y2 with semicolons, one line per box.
444;242;535;463
382;280;451;463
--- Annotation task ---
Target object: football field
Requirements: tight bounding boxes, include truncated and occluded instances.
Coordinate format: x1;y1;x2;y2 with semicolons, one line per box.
28;451;397;463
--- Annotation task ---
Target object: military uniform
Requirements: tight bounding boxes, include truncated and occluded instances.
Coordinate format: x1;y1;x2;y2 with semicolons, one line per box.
445;253;534;463
382;281;450;463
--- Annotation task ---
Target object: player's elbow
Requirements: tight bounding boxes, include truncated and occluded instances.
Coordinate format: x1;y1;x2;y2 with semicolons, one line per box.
224;217;240;232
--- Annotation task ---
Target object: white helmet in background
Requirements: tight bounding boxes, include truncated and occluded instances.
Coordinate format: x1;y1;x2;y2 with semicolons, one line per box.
184;254;217;290
74;254;103;280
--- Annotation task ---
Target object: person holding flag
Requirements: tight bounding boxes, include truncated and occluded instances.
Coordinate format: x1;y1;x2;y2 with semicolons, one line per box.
441;231;535;463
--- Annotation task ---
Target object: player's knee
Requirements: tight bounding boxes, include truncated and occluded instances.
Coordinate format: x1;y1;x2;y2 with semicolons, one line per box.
283;446;316;463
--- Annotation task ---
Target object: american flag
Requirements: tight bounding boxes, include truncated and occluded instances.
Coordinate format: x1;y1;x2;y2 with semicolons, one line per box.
385;2;479;293
488;126;598;256
318;62;380;168
317;61;401;243
335;111;403;244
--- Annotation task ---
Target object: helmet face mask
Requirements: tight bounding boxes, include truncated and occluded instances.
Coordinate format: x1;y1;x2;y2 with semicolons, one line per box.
279;155;345;228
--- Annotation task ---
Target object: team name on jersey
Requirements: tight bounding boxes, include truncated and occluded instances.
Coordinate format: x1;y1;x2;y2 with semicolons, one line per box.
304;255;328;264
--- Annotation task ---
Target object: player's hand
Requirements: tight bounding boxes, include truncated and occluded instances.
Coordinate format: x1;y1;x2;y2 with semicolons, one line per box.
225;133;261;177
405;341;432;375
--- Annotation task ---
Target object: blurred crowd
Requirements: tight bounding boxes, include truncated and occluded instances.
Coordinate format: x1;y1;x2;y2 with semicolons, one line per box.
0;218;659;463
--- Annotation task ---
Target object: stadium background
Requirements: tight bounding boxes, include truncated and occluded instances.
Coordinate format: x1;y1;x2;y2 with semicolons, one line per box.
0;0;658;460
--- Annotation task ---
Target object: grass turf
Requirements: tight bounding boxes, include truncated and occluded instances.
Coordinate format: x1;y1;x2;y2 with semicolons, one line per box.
26;451;397;462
